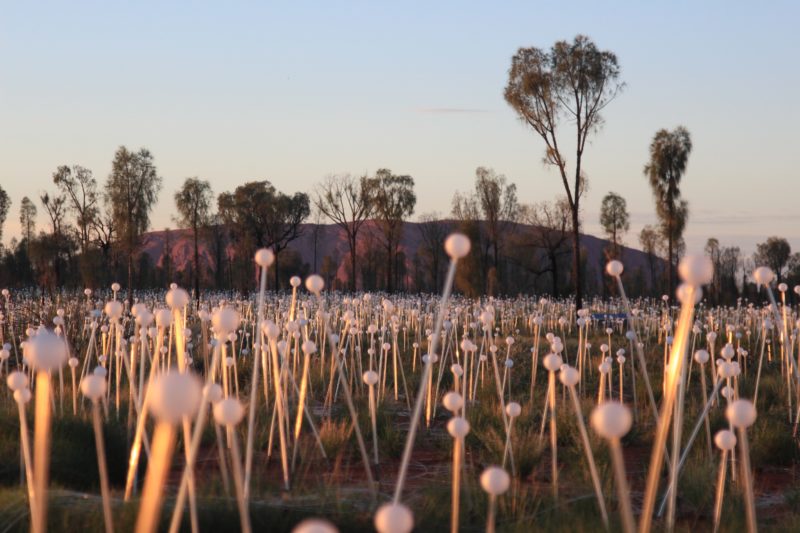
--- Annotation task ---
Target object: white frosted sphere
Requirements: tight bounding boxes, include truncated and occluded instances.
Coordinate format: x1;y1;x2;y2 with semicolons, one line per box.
374;503;414;533
694;349;709;364
302;340;317;354
714;429;737;451
559;365;580;386
707;331;717;342
305;275;325;294
480;466;511;496
753;266;774;286
261;320;281;340
212;308;240;335
606;260;624;277
148;372;202;424
726;399;757;428
678;255;714;286
203;383;223;403
778;282;788;292
444;233;471;259
676;283;702;305
155;308;173;328
111;282;121;292
599;361;611;374
254;248;275;267
292;518;338;533
213;397;245;426
27;331;67;371
362;370;379;386
93;366;108;378
81;374;107;400
616;355;626;364
505;401;522;418
14;388;31;404
600;343;609;353
442;391;464;413
167;288;189;310
7;371;28;391
543;353;562;372
451;363;463;377
721;343;735;360
0;349;8;361
447;416;470;439
104;300;124;320
290;276;302;288
721;385;734;399
590;401;632;440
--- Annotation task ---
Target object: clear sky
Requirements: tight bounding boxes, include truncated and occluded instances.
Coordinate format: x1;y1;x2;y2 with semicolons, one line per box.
1;1;798;255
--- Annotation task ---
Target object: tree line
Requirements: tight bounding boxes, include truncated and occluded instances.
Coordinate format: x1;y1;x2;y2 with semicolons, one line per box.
0;35;789;301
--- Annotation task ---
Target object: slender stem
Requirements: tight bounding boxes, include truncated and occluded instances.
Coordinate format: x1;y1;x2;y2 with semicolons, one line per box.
135;423;176;533
92;401;114;533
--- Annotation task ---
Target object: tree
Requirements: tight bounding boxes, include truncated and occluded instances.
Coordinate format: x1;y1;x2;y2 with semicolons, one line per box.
105;146;162;298
519;198;572;295
39;191;71;288
505;34;624;308
52;165;98;255
218;181;310;287
705;238;722;302
19;196;37;254
644;126;692;296
0;186;9;246
313;174;375;291
473;167;520;293
755;236;791;284
174;177;213;300
639;225;660;293
371;169;416;292
417;212;449;292
599;192;629;258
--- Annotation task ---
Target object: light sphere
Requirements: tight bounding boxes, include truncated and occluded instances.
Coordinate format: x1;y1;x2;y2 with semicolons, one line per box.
506;401;522;418
447;416;470;438
104;300;124;320
451;363;464;377
290;276;302;288
726;399;757;428
14;388;31;404
714;429;737;451
362;370;379;386
254;248;275;267
442;391;464;412
606;260;624;277
753;266;774;286
203;383;223;403
480;466;511;496
778;282;788;292
7;371;28;391
678;254;714;286
148;372;202;424
292;518;338;533
81;374;107;400
444;233;471;259
590;401;633;440
111;282;121;292
93;366;108;378
694;349;710;364
543;353;563;372
559;365;580;387
167;288;189;310
373;503;414;533
213;397;245;426
27;330;68;371
676;283;702;305
305;275;325;294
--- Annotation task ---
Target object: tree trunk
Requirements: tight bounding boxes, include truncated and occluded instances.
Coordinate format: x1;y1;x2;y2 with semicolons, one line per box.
193;225;200;301
274;251;279;289
571;208;582;309
349;234;357;292
668;204;674;298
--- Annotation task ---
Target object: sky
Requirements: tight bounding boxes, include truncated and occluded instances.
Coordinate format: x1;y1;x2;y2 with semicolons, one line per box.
1;0;799;255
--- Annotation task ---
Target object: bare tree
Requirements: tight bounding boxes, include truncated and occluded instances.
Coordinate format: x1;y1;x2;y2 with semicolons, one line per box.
517;198;572;295
417;212;449;291
505;35;624;307
20;196;37;255
755;236;792;284
313;174;375;291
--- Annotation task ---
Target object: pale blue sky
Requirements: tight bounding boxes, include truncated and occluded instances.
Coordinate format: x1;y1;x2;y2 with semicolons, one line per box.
1;1;798;254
